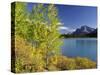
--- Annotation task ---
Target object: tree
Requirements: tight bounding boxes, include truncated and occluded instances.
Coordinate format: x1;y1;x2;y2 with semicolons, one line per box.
12;2;62;71
29;4;62;69
15;2;29;40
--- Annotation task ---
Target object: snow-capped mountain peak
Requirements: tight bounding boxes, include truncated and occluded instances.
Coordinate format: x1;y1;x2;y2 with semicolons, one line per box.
73;25;95;35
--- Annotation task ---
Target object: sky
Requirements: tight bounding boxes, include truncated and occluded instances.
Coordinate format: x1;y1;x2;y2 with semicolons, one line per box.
27;3;97;32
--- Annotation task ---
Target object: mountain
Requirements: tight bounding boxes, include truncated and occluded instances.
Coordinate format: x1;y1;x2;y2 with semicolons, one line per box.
72;25;95;35
86;28;97;37
60;25;97;38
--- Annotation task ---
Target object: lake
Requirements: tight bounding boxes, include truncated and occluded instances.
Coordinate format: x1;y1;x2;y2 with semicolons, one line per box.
61;38;97;62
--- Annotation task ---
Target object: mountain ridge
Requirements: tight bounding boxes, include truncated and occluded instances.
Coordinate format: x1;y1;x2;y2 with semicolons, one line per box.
72;25;95;35
60;25;97;38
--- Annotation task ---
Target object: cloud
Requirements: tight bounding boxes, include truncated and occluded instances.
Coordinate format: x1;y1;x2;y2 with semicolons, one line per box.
59;26;69;30
58;26;75;32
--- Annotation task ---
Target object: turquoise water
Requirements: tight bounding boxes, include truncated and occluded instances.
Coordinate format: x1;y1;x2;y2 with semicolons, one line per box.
61;38;97;62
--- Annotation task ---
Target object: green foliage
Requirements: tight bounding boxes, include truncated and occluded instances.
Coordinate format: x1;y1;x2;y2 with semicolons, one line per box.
14;2;29;39
29;4;62;55
11;2;96;73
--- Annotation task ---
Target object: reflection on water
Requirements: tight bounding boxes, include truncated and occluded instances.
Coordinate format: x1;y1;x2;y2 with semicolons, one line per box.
61;38;97;62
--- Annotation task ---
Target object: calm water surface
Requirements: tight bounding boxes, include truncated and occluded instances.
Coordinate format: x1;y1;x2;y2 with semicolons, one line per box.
61;38;97;62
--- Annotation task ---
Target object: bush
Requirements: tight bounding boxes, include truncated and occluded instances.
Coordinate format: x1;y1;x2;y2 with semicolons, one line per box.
14;36;46;72
75;57;96;69
47;56;96;70
48;56;76;70
13;36;96;73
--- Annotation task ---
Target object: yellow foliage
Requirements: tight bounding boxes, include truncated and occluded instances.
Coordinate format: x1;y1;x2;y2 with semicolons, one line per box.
48;56;96;70
13;36;96;72
75;57;96;69
14;36;46;72
15;36;35;64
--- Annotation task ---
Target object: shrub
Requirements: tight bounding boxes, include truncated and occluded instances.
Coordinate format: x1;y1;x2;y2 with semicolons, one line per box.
15;36;46;72
47;56;96;70
13;36;96;72
75;57;96;69
48;56;76;70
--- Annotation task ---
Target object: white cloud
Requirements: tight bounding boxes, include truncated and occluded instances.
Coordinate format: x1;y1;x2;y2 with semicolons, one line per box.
58;26;75;32
59;26;69;30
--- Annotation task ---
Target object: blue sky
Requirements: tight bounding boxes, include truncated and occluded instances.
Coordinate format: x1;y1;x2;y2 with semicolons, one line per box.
27;3;97;32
